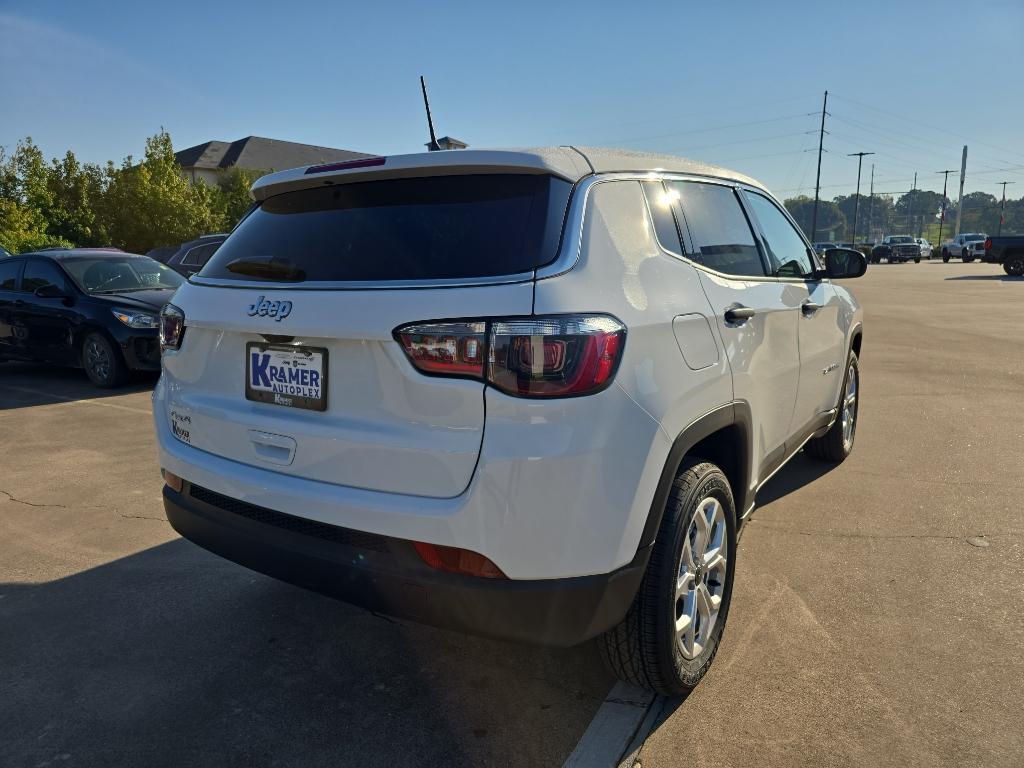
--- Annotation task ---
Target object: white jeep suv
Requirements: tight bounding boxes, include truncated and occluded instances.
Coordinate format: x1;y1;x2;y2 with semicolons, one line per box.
155;147;865;695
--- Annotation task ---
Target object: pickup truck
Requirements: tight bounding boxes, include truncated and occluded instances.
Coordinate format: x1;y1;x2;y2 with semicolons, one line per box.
871;235;921;264
941;233;986;263
983;236;1024;276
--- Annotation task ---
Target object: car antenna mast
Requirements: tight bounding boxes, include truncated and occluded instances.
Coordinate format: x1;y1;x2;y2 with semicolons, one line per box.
420;76;441;152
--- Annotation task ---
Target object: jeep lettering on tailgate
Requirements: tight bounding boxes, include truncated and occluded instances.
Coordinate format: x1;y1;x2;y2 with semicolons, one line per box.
246;295;293;321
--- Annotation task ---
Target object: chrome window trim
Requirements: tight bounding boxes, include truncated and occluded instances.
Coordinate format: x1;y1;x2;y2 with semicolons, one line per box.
535;172;829;286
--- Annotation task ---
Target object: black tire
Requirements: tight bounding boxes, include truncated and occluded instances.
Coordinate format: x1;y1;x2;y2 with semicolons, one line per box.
942;250;950;263
598;459;736;696
914;257;921;263
1005;256;1024;277
81;331;128;388
806;350;860;463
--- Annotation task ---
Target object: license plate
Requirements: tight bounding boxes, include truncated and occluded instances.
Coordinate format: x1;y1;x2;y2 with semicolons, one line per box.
245;343;328;411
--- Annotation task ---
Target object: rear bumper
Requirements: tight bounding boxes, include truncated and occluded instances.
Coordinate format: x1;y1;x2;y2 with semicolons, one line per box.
164;482;648;647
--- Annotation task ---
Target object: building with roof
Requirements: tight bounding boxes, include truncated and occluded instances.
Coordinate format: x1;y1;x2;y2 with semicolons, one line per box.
174;136;372;186
425;136;469;151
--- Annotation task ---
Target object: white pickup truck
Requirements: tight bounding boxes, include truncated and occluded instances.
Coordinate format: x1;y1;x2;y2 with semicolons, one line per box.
941;233;986;263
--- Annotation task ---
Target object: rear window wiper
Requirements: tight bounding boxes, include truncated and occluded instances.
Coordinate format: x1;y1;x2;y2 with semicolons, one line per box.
225;256;306;282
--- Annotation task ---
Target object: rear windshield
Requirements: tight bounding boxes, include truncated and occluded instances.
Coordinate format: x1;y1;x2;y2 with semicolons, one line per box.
200;174;572;282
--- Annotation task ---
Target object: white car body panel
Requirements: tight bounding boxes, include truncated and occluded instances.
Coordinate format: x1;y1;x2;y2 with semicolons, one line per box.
154;147;864;585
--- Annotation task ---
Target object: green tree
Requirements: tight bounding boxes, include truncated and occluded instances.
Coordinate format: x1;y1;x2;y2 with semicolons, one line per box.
212;167;263;230
783;196;846;241
45;151;108;246
0;198;69;253
99;130;221;252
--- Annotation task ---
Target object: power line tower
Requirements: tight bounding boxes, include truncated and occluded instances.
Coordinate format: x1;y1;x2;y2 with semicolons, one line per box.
847;151;874;245
866;164;875;243
810;90;829;243
997;181;1015;236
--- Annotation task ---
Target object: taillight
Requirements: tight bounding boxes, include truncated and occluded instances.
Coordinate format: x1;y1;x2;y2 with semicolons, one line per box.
984;238;992;251
395;322;486;378
159;303;185;352
394;314;626;398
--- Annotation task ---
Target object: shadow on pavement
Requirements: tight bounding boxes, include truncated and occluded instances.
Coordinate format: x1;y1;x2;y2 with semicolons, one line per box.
0;539;612;768
0;362;157;410
944;274;1021;281
754;450;838;507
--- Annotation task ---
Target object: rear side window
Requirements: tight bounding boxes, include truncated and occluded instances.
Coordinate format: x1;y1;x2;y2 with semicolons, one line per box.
201;174;572;282
641;182;683;255
0;260;20;290
180;243;220;267
668;182;765;277
22;260;69;292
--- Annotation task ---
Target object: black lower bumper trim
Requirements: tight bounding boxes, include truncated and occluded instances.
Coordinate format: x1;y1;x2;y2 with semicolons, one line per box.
163;484;648;647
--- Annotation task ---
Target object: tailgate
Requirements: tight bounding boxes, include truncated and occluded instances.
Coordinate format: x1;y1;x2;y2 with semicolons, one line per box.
161;282;533;498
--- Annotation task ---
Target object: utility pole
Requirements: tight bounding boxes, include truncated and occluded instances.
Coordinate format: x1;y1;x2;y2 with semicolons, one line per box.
866;164;874;243
954;145;968;238
910;172;917;235
997;181;1015;236
810;90;829;243
847;151;874;245
936;169;955;249
420;75;440;152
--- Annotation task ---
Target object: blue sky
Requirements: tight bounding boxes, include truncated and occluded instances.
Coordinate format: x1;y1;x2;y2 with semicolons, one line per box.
3;0;1023;200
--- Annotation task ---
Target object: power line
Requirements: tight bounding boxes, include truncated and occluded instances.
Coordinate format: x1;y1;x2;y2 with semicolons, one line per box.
831;93;1024;164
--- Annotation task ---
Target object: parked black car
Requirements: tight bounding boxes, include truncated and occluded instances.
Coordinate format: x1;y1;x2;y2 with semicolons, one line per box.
159;234;228;277
983;236;1024;276
0;249;183;386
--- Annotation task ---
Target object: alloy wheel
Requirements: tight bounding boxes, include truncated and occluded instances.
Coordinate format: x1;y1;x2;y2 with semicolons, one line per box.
85;338;111;382
842;363;858;450
675;497;728;660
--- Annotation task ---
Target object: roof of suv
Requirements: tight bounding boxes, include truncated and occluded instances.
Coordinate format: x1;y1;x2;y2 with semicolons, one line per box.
249;146;766;201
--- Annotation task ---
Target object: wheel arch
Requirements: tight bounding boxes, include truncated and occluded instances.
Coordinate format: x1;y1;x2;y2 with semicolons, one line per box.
637;402;753;553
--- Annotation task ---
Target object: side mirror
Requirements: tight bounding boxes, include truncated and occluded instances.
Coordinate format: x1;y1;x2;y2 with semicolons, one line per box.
824;248;867;279
34;284;70;299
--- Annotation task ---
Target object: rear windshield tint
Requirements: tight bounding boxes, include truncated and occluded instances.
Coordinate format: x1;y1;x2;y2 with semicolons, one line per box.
201;174;573;282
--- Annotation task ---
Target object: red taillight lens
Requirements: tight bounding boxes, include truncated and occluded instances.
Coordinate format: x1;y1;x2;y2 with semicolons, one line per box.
395;322;486;377
984;238;992;251
488;316;626;397
395;315;626;397
159;303;185;352
413;542;506;579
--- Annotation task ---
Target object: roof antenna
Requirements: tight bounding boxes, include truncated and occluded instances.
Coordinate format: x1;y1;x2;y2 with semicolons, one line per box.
420;75;440;152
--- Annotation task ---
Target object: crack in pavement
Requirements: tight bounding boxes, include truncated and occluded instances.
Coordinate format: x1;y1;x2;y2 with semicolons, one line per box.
0;489;73;509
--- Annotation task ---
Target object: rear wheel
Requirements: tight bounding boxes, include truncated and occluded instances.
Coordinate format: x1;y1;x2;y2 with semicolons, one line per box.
942;249;950;263
82;332;128;388
1005;256;1024;276
806;350;859;463
599;459;736;696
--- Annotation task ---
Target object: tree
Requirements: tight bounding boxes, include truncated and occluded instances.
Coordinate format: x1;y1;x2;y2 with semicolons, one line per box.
0;198;69;253
99;130;221;252
45;151;108;246
212;167;262;230
783;196;846;241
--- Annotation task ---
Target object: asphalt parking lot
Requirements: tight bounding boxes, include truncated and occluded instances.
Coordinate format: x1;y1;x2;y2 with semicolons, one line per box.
2;261;1022;767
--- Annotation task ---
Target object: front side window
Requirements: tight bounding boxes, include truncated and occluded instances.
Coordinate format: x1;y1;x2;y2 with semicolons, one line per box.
22;260;69;293
742;191;816;278
668;182;764;277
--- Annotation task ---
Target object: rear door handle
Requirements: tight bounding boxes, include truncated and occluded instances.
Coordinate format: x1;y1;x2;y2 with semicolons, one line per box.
13;299;25;308
801;301;822;315
724;306;755;324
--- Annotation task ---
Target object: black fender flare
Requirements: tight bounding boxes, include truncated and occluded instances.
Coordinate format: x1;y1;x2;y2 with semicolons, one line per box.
636;401;753;552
